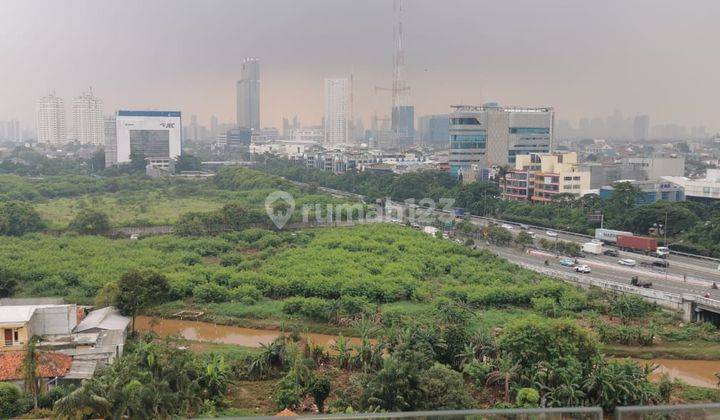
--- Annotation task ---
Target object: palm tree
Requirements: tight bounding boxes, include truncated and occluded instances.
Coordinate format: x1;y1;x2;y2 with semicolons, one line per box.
53;384;111;420
495;165;511;199
23;336;40;409
485;359;520;403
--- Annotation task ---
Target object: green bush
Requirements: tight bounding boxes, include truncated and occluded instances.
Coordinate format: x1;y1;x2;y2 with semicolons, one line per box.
282;297;333;321
515;388;540;408
0;382;28;418
463;360;494;389
230;284;262;304
193;282;231;303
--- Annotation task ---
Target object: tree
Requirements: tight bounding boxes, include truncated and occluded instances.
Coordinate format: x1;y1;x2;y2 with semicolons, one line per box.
0;268;19;298
88;149;106;172
310;378;331;413
116;270;170;333
0;383;27;418
128;151;147;173
69;208;111;235
95;282;119;307
483;225;513;246
23;336;40;409
515;231;534;247
416;363;473;410
0;201;44;236
515;388;540;408
175;154;202;172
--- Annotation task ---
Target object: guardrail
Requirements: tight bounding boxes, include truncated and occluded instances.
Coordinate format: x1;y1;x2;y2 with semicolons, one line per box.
240;406;603;420
615;403;720;420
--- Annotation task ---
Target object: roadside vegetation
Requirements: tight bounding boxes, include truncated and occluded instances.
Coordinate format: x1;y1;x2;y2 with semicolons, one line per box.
2;162;720;415
255;157;720;257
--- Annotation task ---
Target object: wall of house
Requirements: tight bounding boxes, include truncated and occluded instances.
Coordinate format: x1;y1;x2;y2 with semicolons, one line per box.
0;324;29;350
29;305;77;336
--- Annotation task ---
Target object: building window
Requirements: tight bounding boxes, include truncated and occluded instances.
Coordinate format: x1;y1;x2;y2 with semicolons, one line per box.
450;118;480;125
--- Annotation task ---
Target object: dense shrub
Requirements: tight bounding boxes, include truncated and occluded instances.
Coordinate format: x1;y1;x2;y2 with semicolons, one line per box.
0;382;28;418
282;297;333;321
194;282;231;303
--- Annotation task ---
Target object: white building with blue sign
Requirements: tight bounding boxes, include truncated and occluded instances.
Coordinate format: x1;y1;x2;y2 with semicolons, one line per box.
112;110;182;165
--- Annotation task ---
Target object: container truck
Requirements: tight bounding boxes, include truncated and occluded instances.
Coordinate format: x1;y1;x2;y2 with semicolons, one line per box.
582;242;603;255
616;235;658;254
594;228;633;244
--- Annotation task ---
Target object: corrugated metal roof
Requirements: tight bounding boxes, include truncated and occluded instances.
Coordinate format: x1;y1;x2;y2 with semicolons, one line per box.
63;360;97;380
0;305;51;323
74;307;130;332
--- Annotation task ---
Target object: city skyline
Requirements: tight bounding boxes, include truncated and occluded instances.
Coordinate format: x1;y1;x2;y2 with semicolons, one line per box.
1;0;719;135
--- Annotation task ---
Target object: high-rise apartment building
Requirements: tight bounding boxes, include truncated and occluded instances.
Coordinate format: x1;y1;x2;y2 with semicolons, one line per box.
36;93;66;145
391;105;415;148
72;89;104;145
324;78;351;146
0;120;21;142
449;103;554;177
236;57;260;130
633;115;650;141
417;114;449;147
104;116;117;167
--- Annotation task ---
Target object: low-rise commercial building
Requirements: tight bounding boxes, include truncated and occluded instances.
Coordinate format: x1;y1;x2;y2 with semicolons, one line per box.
501;152;590;203
662;169;720;202
599;180;685;204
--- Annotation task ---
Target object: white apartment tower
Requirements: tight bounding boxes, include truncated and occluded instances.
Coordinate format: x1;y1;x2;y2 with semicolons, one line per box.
72;89;104;145
36;93;66;145
324;78;351;146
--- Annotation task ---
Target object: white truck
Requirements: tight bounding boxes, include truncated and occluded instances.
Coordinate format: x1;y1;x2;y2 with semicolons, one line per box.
594;228;633;244
423;226;439;236
582;242;603;255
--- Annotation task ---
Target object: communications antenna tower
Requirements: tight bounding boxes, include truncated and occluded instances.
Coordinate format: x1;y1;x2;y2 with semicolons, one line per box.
374;0;410;146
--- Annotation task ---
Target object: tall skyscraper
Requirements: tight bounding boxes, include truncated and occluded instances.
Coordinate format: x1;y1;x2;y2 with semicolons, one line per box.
633;115;650;141
236;57;260;130
36;92;66;145
209;115;219;140
0;120;21;142
72;89;104;145
104;115;117;167
324;78;351;146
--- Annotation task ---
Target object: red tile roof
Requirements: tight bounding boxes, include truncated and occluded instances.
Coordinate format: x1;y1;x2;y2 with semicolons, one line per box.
275;408;298;416
0;351;73;381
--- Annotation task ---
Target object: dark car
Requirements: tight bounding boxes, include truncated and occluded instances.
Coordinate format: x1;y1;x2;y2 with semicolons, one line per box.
603;249;619;257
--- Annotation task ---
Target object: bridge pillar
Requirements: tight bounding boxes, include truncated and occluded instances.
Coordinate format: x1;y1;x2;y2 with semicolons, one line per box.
681;299;695;323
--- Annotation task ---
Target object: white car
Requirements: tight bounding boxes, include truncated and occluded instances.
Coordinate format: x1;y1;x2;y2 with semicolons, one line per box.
574;265;591;274
546;230;558;237
618;258;637;267
500;223;514;230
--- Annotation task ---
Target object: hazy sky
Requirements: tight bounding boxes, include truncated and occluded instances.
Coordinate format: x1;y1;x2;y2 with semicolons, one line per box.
1;0;719;132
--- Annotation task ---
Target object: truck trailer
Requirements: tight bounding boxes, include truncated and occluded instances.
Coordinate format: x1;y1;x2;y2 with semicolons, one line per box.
595;228;633;244
582;242;604;255
616;235;658;254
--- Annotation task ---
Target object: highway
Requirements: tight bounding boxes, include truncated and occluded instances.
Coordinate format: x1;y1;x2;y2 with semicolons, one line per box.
306;184;720;300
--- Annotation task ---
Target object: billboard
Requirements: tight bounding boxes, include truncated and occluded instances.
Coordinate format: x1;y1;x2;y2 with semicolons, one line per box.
115;110;182;163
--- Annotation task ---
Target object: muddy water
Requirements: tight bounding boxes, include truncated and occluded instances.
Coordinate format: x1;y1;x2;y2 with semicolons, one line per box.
135;317;720;388
630;359;720;388
134;316;366;348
